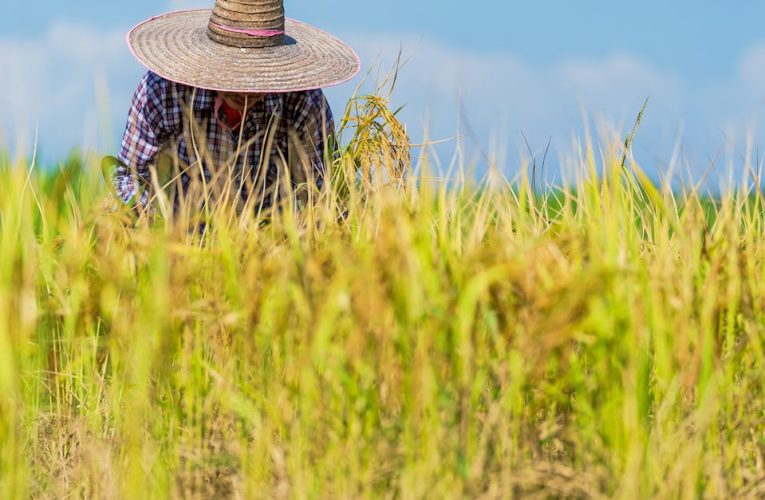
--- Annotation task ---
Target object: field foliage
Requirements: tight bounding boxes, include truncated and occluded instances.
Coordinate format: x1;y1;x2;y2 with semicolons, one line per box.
1;89;765;498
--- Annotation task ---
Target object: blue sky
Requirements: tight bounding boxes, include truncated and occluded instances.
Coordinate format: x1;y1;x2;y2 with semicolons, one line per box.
3;1;765;184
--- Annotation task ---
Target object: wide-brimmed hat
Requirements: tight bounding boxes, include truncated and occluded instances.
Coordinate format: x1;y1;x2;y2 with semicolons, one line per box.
127;0;361;93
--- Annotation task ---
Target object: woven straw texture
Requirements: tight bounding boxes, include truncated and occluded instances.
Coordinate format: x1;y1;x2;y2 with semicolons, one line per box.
209;0;285;48
128;9;360;92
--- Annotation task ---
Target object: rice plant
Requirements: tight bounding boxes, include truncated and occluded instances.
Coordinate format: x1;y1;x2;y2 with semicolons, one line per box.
0;87;764;498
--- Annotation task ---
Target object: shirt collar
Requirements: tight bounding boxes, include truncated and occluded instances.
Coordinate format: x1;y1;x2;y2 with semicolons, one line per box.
203;91;282;116
196;90;283;134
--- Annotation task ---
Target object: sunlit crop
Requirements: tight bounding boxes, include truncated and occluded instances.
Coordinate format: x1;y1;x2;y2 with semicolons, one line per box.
1;84;764;498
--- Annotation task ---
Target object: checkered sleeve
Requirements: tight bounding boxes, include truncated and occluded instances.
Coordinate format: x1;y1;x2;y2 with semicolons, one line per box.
115;71;170;205
289;89;336;190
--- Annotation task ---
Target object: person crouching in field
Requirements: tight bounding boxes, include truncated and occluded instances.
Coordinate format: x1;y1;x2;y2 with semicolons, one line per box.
113;0;360;215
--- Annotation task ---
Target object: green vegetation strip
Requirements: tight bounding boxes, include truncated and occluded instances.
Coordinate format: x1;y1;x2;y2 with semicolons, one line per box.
1;96;765;498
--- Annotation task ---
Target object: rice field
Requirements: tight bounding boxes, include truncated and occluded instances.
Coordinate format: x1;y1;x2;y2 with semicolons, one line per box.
1;90;765;498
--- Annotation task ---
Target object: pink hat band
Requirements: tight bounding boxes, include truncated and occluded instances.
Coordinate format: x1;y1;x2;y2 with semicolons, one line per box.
209;21;284;38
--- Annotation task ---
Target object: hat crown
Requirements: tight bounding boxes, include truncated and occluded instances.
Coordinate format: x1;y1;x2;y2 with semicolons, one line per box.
208;0;286;48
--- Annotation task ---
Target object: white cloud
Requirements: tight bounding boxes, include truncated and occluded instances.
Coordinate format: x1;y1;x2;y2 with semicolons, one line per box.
738;43;765;93
335;33;765;185
683;42;765;160
730;43;765;121
0;21;140;157
555;54;683;112
335;33;686;164
0;40;45;124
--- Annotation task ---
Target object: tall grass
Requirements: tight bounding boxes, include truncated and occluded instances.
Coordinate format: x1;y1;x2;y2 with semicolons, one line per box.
1;87;765;498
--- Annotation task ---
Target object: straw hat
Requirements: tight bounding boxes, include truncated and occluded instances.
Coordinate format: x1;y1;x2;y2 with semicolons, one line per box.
127;0;361;93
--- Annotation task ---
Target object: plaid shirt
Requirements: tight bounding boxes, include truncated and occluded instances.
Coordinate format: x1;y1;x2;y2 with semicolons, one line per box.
116;71;334;210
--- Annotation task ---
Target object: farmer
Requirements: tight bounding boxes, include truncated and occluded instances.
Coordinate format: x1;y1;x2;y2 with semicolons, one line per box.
114;0;360;212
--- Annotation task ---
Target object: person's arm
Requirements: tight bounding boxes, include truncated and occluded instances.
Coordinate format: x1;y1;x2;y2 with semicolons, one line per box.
287;89;336;199
115;72;171;207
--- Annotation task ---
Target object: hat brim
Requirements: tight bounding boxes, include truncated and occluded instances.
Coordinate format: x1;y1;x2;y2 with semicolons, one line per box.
127;10;361;93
